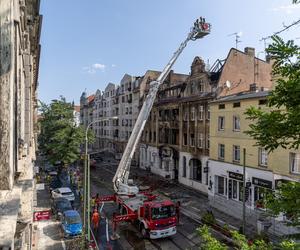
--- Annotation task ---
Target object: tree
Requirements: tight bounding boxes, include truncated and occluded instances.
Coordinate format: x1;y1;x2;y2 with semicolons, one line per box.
198;225;227;250
197;225;298;250
38;97;94;168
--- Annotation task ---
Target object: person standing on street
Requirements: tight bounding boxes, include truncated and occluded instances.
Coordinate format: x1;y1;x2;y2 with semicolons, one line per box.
92;208;100;232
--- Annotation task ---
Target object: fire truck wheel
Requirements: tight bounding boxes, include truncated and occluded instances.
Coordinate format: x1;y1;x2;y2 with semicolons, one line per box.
140;224;148;238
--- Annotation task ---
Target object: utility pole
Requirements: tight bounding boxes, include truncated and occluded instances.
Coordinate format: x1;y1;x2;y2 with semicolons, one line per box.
242;148;246;235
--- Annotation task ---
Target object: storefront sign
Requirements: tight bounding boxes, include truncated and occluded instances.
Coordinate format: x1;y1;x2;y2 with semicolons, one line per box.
33;210;51;221
252;177;272;189
228;171;243;181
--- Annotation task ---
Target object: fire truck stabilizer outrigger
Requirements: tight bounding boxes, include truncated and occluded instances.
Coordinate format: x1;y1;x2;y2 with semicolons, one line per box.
99;17;211;240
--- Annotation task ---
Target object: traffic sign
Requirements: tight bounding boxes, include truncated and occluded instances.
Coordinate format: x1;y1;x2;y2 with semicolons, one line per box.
33;210;51;221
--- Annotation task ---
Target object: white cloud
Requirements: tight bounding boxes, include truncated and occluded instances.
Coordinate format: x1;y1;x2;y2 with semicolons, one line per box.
83;63;106;74
93;63;106;70
271;4;300;14
111;64;117;68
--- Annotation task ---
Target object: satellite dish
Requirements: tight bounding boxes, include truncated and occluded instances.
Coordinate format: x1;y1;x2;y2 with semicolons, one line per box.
225;80;231;89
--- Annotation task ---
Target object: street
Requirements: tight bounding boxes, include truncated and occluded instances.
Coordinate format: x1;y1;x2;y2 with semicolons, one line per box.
89;155;227;250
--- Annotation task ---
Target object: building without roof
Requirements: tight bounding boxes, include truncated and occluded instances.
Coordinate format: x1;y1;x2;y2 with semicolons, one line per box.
0;0;42;248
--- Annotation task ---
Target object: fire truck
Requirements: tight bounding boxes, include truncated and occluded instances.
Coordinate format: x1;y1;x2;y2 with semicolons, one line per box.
99;17;211;239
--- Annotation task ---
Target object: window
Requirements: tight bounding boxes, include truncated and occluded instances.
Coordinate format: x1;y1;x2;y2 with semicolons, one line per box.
183;133;187;146
218;144;225;160
218;104;225;109
233;102;240;108
198;105;204;120
206;135;210;149
199;82;204;92
259;148;268;167
254;186;271;209
191;159;202;182
233;116;240;131
259;99;267;105
218;116;225;131
184;109;188;121
233;145;240;162
197;133;203;148
190;134;195;147
207;106;210;120
216;176;227;196
290;153;300;174
191;107;195;121
182;157;187;177
228;179;243;201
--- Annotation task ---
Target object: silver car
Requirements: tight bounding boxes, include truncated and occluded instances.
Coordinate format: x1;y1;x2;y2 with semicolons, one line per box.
51;187;75;201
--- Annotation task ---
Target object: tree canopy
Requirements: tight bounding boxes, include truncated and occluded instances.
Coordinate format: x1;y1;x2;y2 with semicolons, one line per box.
38;97;94;167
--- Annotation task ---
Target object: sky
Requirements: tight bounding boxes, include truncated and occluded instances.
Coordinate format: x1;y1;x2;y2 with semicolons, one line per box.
39;0;300;104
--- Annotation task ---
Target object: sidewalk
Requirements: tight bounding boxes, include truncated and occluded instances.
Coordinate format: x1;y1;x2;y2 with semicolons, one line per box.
33;182;65;250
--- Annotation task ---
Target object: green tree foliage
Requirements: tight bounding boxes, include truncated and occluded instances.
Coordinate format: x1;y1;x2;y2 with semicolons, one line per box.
38;97;94;167
265;182;300;226
197;225;298;250
198;225;227;250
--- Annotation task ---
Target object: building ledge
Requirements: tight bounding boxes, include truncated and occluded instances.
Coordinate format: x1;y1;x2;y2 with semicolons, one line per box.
0;187;22;247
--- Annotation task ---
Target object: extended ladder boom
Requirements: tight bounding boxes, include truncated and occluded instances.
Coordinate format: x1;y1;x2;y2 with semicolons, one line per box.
113;17;211;194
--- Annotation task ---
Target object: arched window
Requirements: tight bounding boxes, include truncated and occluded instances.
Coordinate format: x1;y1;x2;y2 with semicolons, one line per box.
182;156;186;177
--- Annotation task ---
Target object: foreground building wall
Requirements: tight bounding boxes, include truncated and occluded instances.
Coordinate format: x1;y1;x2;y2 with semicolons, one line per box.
0;0;42;248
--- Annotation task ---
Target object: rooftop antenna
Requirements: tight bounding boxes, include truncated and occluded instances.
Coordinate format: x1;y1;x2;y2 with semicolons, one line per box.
228;32;242;50
259;37;270;56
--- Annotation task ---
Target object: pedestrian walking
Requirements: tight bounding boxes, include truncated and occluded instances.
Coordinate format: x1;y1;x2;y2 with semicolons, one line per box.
176;201;181;225
95;193;100;210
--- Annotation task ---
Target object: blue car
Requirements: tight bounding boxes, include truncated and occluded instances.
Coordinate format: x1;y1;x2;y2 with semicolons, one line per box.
61;210;82;238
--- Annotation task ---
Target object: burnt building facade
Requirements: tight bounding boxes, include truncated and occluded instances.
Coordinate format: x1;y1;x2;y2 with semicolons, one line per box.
139;57;213;193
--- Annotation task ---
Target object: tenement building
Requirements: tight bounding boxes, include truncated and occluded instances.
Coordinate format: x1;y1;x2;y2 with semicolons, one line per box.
209;91;300;236
80;93;95;133
112;74;141;161
140;47;273;194
0;0;42;249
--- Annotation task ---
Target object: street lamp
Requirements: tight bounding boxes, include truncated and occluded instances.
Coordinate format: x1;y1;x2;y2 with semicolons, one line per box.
83;116;118;243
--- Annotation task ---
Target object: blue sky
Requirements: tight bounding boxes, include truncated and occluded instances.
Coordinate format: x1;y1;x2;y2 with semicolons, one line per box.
39;0;300;104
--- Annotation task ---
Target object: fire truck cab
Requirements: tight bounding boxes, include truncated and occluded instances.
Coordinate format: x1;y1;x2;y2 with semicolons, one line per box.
116;194;177;239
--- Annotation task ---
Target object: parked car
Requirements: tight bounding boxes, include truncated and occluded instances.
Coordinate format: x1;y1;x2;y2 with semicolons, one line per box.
49;177;62;191
51;198;72;220
51;187;75;201
61;210;82;238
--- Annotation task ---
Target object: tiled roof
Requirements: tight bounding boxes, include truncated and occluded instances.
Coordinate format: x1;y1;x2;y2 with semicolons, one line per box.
87;95;95;103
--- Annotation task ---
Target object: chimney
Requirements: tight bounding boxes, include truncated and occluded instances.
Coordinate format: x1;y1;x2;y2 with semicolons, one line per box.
244;47;255;57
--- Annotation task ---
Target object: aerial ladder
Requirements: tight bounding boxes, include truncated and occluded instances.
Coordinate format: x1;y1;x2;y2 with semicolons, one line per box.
113;17;211;195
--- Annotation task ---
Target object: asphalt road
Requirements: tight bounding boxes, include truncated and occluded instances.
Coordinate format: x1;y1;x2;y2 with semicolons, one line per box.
90;158;203;250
